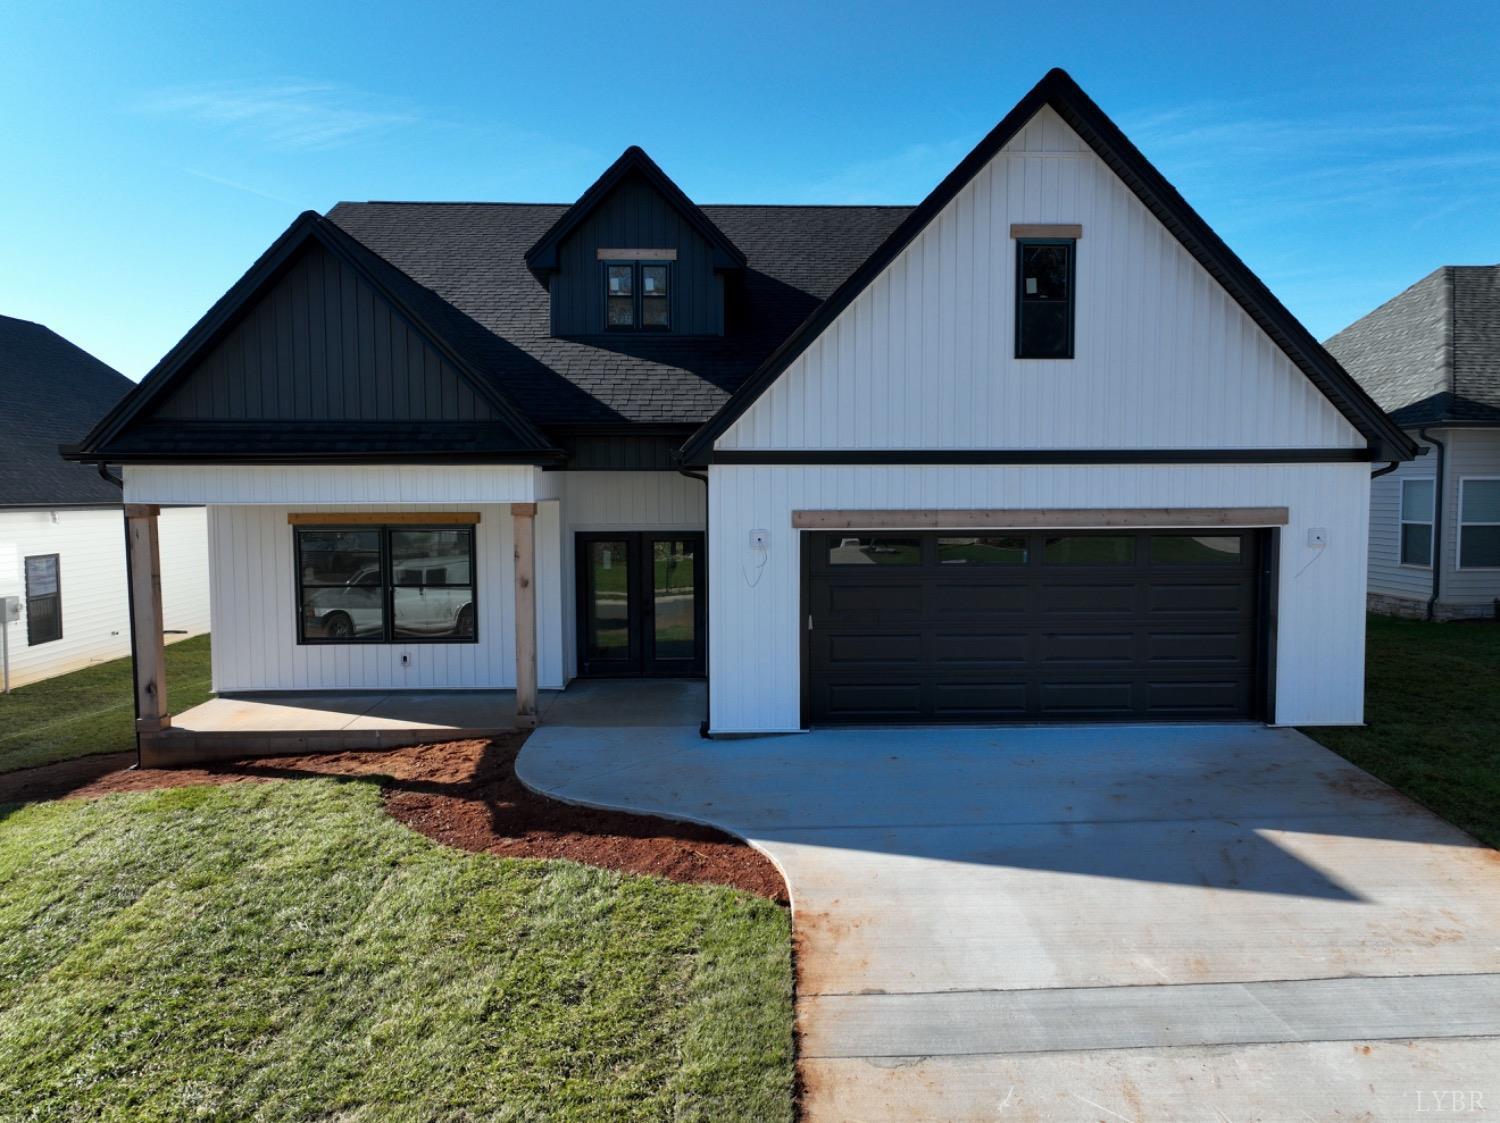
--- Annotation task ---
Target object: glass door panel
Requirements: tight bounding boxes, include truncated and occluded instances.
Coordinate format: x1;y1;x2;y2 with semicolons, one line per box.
583;538;635;669
647;537;698;668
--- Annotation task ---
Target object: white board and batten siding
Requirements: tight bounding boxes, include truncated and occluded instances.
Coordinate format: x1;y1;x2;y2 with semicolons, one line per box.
719;107;1363;454
0;506;209;689
707;105;1375;731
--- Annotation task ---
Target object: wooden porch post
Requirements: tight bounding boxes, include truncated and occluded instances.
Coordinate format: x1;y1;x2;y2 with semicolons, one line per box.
511;502;538;729
125;504;170;733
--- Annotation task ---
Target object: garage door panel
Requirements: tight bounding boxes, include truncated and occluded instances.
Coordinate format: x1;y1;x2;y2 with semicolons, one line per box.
932;680;1030;716
822;632;924;667
1037;582;1138;615
823;581;925;617
807;529;1263;724
1147;580;1252;616
932;631;1030;664
929;582;1030;615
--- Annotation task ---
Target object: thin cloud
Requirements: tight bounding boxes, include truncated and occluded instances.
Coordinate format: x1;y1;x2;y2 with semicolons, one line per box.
182;167;300;206
140;80;420;150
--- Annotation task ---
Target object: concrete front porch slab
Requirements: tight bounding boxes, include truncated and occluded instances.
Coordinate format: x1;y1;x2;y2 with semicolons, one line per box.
519;722;1500;1121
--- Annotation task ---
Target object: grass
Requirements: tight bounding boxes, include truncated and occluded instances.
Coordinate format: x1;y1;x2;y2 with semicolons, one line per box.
0;777;794;1122
1306;615;1500;849
0;635;213;773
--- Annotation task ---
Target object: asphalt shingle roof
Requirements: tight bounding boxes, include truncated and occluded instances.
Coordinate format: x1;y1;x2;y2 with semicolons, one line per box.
0;315;131;506
1324;265;1500;427
325;201;912;427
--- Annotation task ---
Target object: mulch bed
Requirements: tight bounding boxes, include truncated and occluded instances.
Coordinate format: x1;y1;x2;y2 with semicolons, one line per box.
0;737;787;903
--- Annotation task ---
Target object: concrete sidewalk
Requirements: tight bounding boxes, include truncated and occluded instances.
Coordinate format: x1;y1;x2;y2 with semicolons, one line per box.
519;723;1500;1121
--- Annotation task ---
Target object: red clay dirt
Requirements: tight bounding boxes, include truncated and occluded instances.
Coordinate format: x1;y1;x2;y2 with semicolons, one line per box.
0;737;787;903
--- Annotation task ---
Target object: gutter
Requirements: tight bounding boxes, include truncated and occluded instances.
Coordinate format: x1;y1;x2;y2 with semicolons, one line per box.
677;467;711;738
1419;428;1446;620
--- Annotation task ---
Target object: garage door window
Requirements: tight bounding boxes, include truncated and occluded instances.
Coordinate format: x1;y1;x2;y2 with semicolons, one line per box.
827;537;921;565
1150;535;1243;564
1043;535;1133;564
937;536;1028;565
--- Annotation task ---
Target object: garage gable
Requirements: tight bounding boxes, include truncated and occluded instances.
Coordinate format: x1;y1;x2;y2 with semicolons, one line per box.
682;71;1413;463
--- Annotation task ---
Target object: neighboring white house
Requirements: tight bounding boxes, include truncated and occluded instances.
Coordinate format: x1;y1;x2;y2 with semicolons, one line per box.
1325;266;1500;620
69;70;1413;751
0;315;209;689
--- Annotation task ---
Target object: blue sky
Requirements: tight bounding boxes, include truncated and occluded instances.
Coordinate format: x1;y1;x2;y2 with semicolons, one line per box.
3;0;1497;379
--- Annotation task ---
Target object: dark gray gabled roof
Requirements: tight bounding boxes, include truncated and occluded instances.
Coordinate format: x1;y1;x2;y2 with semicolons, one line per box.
326;202;912;426
1325;264;1500;427
0;315;131;506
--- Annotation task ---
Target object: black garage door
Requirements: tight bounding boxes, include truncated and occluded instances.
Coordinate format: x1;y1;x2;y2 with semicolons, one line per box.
805;529;1266;724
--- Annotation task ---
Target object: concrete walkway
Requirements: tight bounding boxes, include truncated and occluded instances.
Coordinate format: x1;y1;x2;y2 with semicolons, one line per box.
519;723;1500;1121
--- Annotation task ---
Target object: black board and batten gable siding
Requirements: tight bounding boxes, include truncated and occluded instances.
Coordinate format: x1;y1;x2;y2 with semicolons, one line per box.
154;241;501;423
550;174;725;337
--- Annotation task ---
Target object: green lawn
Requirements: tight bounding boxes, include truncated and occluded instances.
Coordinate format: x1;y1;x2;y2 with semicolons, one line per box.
0;634;213;773
1306;615;1500;849
0;777;793;1121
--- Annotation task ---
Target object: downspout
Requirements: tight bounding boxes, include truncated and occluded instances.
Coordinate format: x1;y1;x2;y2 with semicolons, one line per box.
1370;461;1400;479
677;467;711;738
1419;428;1446;621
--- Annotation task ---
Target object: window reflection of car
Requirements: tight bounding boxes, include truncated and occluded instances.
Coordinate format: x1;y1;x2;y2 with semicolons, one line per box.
392;556;474;638
304;556;474;639
303;564;385;639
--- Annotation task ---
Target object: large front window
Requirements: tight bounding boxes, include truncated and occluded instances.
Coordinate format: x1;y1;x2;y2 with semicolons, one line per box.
295;526;477;643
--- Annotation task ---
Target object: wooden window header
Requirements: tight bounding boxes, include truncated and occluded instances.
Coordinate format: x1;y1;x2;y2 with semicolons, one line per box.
286;512;481;526
1010;223;1083;240
791;507;1289;530
597;248;678;261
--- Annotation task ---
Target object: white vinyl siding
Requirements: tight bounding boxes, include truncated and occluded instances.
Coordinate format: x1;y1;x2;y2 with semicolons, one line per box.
0;506;209;689
719;105;1363;454
1398;479;1435;567
1457;477;1500;570
1440;429;1500;606
708;462;1372;732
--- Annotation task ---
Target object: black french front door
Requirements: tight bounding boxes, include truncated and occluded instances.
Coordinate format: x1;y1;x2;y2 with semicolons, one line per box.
576;532;705;676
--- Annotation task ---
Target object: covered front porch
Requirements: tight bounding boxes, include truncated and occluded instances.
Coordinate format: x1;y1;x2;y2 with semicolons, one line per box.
142;680;706;766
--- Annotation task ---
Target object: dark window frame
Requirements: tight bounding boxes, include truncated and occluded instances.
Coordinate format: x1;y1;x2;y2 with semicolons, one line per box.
23;553;62;646
294;525;479;645
1014;237;1076;360
601;259;671;333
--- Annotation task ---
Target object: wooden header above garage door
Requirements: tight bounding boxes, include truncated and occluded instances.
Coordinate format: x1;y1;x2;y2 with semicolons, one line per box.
286;511;481;526
791;507;1289;530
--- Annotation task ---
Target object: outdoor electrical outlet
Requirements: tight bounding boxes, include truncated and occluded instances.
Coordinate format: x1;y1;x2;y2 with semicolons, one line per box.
750;529;769;550
1308;528;1327;547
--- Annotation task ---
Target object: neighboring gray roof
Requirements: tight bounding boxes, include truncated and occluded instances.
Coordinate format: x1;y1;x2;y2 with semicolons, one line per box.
0;315;130;505
1325;265;1500;427
326;201;912;426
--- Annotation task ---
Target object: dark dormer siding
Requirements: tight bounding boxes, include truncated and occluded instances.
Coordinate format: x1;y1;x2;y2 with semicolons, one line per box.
550;174;725;337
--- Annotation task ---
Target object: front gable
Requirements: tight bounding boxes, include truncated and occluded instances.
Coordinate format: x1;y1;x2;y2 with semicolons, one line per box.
684;71;1414;464
77;215;558;463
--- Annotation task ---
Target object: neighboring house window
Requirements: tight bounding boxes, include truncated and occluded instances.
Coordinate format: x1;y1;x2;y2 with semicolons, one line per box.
1399;479;1435;567
23;554;62;646
1015;239;1075;359
295;526;477;644
604;261;670;331
1458;478;1500;569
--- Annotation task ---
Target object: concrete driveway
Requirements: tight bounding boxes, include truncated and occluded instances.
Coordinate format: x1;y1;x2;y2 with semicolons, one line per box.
519;723;1500;1121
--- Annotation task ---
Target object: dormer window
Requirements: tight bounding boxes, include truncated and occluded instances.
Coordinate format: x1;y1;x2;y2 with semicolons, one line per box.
604;259;671;332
